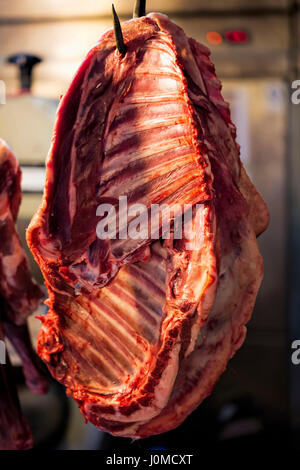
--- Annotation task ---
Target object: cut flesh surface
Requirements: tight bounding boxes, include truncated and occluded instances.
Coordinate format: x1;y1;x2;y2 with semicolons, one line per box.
0;139;44;325
0;139;47;450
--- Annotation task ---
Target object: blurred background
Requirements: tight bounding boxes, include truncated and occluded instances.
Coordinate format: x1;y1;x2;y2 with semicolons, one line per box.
0;0;299;452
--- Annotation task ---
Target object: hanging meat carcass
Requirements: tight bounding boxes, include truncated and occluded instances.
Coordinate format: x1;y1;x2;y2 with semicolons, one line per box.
27;6;269;438
0;139;48;449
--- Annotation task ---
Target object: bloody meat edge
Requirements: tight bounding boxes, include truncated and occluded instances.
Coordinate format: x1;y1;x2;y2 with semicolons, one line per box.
26;12;269;438
0;139;48;450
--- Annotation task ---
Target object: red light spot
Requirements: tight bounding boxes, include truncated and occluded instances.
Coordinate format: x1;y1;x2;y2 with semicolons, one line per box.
206;31;223;45
225;30;248;43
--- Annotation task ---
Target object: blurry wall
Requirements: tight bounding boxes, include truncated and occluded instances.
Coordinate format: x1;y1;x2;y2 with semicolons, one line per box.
0;0;296;99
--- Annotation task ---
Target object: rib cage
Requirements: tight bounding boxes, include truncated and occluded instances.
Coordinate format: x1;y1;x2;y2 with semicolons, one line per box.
99;33;212;259
46;242;167;396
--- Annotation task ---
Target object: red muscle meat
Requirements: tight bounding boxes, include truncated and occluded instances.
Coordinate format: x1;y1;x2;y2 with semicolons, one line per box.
27;13;269;438
0;139;48;449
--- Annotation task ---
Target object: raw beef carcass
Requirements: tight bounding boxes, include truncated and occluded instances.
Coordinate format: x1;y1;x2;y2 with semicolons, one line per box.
0;139;48;449
27;10;269;438
0;321;32;450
